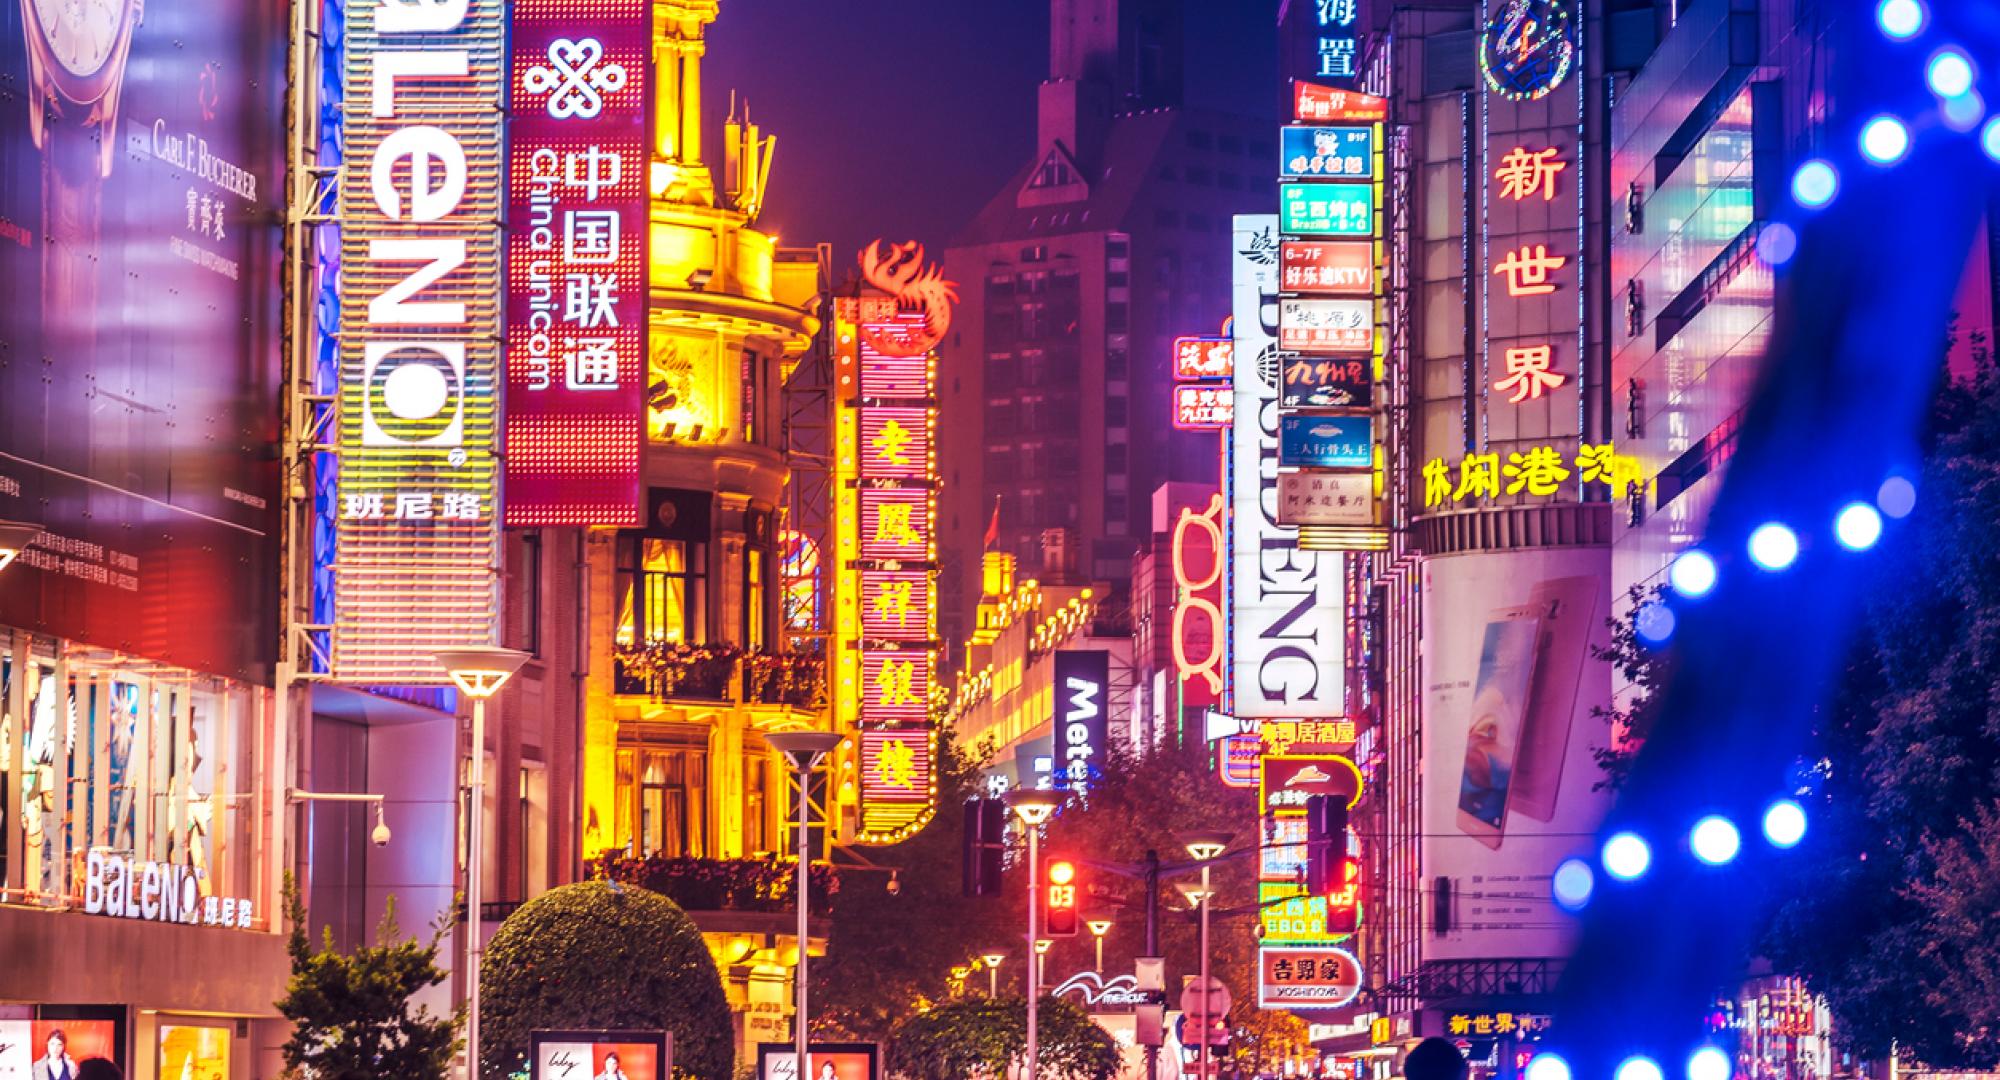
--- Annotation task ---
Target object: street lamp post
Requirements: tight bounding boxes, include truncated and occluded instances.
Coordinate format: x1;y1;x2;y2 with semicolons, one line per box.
982;952;1006;997
1006;788;1063;1080
769;730;843;1080
435;646;532;1080
1180;831;1231;1080
1086;917;1113;974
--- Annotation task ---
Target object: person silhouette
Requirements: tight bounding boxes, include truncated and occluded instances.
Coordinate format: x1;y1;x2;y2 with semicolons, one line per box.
1403;1038;1467;1080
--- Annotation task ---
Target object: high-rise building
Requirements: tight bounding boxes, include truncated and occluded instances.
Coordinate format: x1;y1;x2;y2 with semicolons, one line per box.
938;0;1273;661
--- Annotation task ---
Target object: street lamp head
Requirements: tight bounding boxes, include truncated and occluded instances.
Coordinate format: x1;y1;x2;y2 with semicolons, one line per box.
981;952;1006;968
1180;830;1233;861
767;730;844;771
1175;880;1213;908
434;646;532;698
1086;917;1114;938
1006;787;1064;827
0;519;43;574
1034;938;1053;955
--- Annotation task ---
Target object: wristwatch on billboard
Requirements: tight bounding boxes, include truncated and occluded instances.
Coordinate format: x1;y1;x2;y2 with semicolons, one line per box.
20;0;146;315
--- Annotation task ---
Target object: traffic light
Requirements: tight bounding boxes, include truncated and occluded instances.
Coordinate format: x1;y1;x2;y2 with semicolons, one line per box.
963;798;1005;897
1044;858;1080;936
1305;793;1349;896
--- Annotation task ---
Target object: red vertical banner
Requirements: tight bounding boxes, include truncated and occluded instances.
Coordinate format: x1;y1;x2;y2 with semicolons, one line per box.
504;0;651;525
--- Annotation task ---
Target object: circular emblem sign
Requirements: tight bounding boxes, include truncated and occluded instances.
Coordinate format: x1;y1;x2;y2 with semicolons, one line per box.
1480;0;1577;102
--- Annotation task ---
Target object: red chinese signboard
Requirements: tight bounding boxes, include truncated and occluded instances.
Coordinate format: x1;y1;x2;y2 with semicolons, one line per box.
1294;82;1388;123
860;407;931;479
860;728;933;804
1173;385;1234;430
504;0;650;525
861;569;931;641
1281;241;1375;295
859;489;929;561
1281;356;1372;409
1173;337;1235;380
861;650;929;727
1257;946;1363;1008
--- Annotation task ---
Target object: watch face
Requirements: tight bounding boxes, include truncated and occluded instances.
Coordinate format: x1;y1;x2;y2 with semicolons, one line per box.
1479;0;1577;102
30;0;127;79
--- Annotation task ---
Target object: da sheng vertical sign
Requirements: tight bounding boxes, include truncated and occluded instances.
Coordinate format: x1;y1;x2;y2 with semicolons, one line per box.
505;0;650;526
336;0;506;681
1230;216;1345;720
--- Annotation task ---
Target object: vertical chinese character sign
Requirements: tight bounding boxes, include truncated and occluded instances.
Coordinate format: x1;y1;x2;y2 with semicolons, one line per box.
335;0;507;681
836;242;954;842
505;0;650;525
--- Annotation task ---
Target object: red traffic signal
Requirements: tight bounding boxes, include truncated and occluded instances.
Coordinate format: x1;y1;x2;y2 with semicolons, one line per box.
1044;859;1079;936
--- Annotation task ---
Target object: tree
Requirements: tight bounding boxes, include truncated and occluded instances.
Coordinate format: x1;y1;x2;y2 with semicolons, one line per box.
1758;354;2000;1066
275;878;460;1080
479;881;734;1080
811;731;1010;1042
1590;584;1676;791
886;995;1119;1080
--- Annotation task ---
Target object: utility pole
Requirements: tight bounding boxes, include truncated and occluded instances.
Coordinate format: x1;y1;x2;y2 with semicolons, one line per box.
1144;849;1159;1080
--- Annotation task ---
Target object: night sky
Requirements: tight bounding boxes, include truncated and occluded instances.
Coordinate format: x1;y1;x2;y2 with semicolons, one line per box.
705;0;1280;275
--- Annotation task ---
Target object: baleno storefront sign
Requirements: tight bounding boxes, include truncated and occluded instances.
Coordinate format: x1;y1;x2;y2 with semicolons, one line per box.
81;848;254;929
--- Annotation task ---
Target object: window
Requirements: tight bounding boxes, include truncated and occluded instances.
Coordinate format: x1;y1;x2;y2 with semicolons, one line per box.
1106;444;1128;474
1187;130;1213;150
1107;396;1129;427
616;535;708;645
1107;302;1129;334
746;546;767;648
743;754;771;854
520;763;548;899
740;350;759;444
615;745;707;857
518;530;543;656
1154;208;1179;229
1219;134;1244;155
1107;347;1128;379
1186;166;1212;186
1221;172;1243;191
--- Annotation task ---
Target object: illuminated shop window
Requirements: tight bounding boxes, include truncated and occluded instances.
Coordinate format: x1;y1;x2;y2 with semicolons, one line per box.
614;746;707;858
615;535;709;646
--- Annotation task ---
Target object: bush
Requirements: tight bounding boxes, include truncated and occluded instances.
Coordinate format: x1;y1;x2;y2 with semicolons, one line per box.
887;995;1118;1080
479;881;734;1080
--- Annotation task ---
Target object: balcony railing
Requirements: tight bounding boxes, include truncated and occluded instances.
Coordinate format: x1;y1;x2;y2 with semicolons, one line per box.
590;854;837;917
612;643;825;708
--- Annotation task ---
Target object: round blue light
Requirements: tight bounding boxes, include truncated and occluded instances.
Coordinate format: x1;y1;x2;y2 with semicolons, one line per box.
1757;222;1798;266
1943;90;1986;132
1688;1047;1732;1080
1835;502;1884;551
1635;603;1677;645
1691;815;1743;866
1552;858;1595;912
1878;0;1926;40
1617;1057;1665;1080
1763;799;1809;848
1928;49;1975;97
1748;523;1800;571
1791;160;1839;208
1877;476;1918;519
1526;1054;1573;1080
1603;832;1652;881
1669;550;1719;598
1860;116;1912;165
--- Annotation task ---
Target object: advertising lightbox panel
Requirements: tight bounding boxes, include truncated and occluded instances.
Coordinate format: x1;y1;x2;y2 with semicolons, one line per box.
1230;216;1344;718
1419;548;1614;961
1279;183;1374;237
1277;415;1372;469
0;0;287;682
532;1030;668;1080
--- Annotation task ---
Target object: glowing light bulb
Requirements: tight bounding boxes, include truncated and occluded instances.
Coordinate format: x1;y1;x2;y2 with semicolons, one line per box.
1877;0;1926;40
1860;116;1911;165
1602;832;1651;881
1928;49;1975;98
1835;502;1883;551
1748;523;1800;571
1669;550;1718;598
1691;816;1742;866
1791;160;1839;208
1763;800;1808;848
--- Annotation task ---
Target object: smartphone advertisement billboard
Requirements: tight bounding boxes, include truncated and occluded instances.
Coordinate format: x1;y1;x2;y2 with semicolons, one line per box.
1420;547;1613;960
0;0;287;682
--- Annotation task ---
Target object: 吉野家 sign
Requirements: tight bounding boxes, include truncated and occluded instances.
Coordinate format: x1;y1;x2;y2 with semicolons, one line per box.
1277;415;1373;469
1278;472;1377;528
1279;299;1374;354
1280;182;1374;237
504;0;651;526
1281;126;1374;180
1281;356;1371;409
335;0;507;681
1173;384;1233;430
1173;337;1234;380
1281;241;1375;295
1258;946;1363;1009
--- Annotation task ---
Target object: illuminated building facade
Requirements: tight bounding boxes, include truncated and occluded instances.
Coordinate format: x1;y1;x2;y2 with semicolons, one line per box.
948;552;1130;793
937;0;1271;664
1128;482;1223;751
